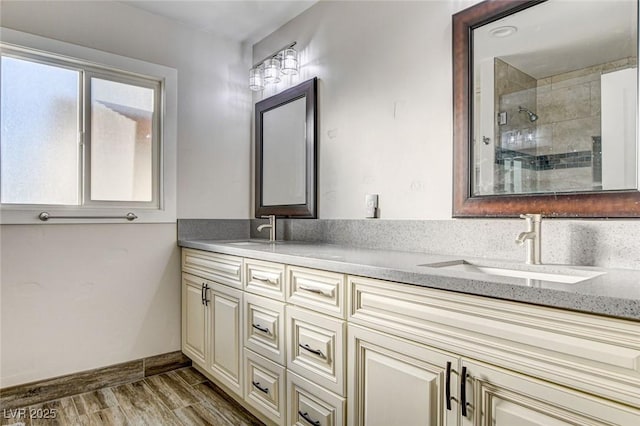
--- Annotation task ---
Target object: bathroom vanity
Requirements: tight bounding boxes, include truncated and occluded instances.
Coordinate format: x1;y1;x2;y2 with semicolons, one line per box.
178;240;640;426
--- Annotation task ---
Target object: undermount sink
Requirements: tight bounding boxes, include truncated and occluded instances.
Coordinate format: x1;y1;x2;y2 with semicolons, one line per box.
419;260;604;284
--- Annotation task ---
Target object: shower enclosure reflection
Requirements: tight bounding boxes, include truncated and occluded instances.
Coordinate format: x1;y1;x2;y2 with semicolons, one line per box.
472;0;638;197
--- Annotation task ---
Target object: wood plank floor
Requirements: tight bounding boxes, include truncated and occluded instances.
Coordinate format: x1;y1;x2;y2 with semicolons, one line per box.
1;367;264;426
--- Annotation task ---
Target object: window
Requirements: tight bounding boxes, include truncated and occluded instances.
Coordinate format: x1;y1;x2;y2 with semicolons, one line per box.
0;29;176;223
1;50;160;208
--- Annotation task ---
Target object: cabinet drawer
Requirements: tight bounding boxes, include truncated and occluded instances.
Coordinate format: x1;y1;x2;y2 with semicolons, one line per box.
245;293;286;365
182;248;242;288
348;275;640;408
287;306;346;396
244;349;286;426
245;259;286;301
287;266;346;319
288;371;345;426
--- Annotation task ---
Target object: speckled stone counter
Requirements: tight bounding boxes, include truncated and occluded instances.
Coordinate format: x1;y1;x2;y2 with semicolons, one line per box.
178;239;640;321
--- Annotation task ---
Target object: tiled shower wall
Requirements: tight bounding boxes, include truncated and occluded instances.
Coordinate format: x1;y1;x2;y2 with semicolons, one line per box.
494;58;538;193
494;57;637;193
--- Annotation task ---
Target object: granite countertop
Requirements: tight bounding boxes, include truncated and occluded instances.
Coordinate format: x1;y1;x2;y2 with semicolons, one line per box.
178;239;640;321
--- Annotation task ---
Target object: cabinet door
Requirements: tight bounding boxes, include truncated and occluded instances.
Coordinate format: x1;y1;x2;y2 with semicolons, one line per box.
182;273;207;366
348;325;459;426
461;359;640;426
207;282;244;398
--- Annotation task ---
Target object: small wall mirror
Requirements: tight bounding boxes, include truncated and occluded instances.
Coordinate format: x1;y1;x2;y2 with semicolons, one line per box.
453;0;639;217
255;77;317;218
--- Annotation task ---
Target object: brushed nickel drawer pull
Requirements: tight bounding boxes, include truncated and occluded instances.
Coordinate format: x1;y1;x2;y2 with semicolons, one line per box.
298;284;334;298
252;323;271;334
252;272;279;285
252;381;269;394
299;343;325;358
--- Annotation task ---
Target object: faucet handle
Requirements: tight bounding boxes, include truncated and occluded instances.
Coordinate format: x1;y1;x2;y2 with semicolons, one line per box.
520;213;542;221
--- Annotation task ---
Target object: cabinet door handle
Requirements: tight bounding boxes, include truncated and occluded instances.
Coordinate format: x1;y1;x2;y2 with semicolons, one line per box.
252;272;279;285
298;343;325;358
445;361;452;411
461;366;468;418
252;381;269;394
298;411;321;426
298;284;334;298
201;283;205;305
203;284;210;306
252;323;271;334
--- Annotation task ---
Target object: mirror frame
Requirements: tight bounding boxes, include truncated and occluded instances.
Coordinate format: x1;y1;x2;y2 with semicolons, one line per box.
453;0;640;218
255;77;317;218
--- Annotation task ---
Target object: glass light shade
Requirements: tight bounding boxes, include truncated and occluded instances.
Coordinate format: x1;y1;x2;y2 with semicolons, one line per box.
280;48;298;75
263;58;281;84
249;67;264;91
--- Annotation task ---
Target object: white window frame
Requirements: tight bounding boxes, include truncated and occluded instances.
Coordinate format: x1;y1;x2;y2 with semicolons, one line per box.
0;28;177;224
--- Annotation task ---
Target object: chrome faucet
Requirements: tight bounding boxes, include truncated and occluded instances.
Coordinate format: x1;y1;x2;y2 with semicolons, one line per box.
516;214;542;265
257;215;276;242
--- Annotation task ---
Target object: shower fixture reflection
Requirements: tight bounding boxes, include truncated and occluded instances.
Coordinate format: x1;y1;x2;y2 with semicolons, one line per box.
518;106;539;122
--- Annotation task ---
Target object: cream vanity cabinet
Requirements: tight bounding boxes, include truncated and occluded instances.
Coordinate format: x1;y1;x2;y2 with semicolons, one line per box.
244;259;348;426
285;266;348;426
181;249;244;398
348;275;640;426
242;258;288;425
182;248;640;426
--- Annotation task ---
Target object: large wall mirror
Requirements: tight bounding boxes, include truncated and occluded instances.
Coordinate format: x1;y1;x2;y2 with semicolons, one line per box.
255;77;317;218
453;0;639;217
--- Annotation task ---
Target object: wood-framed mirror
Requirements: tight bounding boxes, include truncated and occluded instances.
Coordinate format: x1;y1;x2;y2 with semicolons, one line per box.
255;77;317;218
453;0;639;217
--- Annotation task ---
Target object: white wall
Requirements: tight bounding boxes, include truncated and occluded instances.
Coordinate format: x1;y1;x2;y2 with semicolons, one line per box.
0;0;251;387
1;0;252;219
0;224;180;387
253;0;478;219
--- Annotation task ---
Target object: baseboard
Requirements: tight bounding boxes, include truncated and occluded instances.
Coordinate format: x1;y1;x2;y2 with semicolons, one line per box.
0;351;191;410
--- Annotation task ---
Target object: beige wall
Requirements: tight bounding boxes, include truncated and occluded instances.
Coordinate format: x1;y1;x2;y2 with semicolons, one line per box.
0;0;251;387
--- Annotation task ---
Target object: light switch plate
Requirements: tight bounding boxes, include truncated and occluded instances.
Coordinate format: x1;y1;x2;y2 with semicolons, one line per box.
365;194;378;218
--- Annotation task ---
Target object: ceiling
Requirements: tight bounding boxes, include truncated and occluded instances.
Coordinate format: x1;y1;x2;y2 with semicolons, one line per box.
120;0;317;44
474;0;638;79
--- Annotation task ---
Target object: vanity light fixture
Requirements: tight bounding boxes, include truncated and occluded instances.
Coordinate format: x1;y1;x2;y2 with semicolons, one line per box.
249;42;298;91
249;67;265;91
263;57;281;84
280;47;299;75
